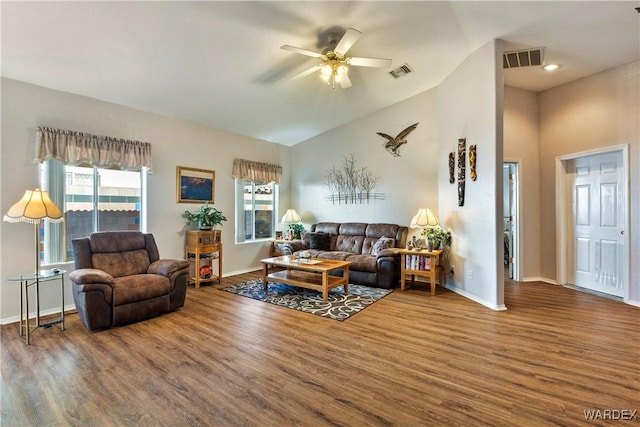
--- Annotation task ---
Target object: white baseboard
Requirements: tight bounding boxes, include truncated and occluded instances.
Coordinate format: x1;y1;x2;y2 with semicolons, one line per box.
444;283;507;311
520;277;557;285
624;299;640;308
1;303;77;326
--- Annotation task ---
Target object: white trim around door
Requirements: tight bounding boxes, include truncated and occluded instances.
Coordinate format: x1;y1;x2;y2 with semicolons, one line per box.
555;144;630;302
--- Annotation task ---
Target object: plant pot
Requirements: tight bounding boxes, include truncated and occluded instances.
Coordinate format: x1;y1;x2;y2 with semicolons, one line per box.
198;220;212;230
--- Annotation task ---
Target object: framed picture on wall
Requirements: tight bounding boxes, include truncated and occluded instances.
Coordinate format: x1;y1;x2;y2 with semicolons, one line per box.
176;166;215;203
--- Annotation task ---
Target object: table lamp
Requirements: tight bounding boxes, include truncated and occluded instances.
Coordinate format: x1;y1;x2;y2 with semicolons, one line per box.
3;189;64;275
410;208;439;228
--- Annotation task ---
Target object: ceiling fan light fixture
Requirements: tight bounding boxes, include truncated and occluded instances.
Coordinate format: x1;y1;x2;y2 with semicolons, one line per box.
282;27;391;89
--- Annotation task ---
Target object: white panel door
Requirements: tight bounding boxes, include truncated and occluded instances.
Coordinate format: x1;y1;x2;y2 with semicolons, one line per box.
572;152;625;296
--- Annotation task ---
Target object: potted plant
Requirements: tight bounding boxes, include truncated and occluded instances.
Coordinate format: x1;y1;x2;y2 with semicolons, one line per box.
182;201;227;230
421;226;452;251
288;223;305;240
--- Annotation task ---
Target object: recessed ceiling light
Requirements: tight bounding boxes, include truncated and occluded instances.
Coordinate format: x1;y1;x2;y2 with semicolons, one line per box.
543;64;559;71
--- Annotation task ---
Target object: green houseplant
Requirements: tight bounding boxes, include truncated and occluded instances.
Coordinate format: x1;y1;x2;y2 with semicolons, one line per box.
421;226;452;250
288;223;305;240
182;201;227;230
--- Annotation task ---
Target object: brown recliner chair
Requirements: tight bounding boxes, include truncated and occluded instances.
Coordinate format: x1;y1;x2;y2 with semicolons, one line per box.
70;231;189;331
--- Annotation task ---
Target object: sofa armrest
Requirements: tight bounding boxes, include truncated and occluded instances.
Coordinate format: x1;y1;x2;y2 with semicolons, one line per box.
70;268;115;285
148;259;189;277
376;247;402;258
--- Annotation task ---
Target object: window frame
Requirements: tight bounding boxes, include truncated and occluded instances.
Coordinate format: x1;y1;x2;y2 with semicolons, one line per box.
234;179;278;244
40;160;147;264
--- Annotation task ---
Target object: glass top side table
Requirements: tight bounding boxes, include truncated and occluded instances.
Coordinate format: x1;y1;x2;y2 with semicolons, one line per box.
5;269;67;345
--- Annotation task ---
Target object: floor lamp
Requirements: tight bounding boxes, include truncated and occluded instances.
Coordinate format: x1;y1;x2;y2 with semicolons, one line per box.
3;189;64;275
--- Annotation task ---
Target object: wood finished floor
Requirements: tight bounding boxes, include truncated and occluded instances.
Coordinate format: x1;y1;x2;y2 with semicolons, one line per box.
1;271;638;427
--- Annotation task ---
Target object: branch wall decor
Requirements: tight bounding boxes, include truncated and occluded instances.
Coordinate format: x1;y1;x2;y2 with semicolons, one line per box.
326;154;384;204
377;122;418;157
457;138;466;206
469;144;477;181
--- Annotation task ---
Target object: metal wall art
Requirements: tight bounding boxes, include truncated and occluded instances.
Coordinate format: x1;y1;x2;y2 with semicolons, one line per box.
326;154;384;204
457;138;466;207
377;122;418;157
469;144;477;181
448;152;455;184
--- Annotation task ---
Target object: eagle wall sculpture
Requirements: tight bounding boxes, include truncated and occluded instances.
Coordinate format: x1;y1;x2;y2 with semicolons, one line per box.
377;122;418;157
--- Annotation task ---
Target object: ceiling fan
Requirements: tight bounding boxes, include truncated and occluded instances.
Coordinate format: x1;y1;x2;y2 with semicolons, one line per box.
281;28;392;89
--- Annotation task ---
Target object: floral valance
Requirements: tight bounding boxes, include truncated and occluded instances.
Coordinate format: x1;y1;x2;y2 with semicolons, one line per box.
34;126;153;172
232;158;282;184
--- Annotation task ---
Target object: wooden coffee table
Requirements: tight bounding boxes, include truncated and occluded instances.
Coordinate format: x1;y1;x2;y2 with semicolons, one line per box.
261;256;351;301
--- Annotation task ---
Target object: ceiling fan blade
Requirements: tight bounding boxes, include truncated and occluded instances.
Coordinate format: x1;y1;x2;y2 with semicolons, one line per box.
334;28;362;56
292;65;321;80
348;57;392;68
281;45;322;58
339;74;352;89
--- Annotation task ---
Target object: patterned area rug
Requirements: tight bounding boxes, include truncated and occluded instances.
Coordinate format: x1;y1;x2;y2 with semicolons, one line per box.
220;279;392;321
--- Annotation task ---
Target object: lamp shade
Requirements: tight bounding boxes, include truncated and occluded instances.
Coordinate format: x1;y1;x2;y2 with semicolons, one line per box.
3;189;64;224
281;209;301;223
410;208;439;228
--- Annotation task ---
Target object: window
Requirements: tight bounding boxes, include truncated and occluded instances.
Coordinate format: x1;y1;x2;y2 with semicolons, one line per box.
235;180;278;243
40;160;146;262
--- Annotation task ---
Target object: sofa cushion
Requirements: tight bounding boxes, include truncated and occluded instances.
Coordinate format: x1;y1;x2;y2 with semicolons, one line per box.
309;232;331;250
89;231;146;253
335;235;364;254
345;254;378;273
315;251;353;261
312;222;341;235
92;249;151;278
112;274;170;306
371;237;395;256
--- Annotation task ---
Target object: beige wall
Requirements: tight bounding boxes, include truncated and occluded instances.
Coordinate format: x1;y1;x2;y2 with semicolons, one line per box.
290;85;440;238
538;61;639;303
0;78;290;322
291;40;505;309
436;40;504;309
503;86;542;280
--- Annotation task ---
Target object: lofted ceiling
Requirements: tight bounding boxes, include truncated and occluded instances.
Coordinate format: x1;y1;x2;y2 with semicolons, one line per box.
1;1;638;146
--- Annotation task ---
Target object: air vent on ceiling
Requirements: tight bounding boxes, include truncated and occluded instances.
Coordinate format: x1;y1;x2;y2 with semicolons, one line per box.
389;64;413;79
503;47;544;69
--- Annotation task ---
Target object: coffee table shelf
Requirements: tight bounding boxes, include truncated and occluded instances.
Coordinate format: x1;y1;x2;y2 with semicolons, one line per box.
267;269;346;291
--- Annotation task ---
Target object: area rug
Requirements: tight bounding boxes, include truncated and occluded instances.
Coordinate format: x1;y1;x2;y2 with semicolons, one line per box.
220;279;392;321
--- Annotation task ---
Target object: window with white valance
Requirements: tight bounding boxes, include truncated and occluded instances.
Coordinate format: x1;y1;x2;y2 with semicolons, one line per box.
232;159;281;243
35;126;150;263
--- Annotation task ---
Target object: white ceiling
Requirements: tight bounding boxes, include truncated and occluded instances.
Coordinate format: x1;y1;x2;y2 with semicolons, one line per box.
2;1;638;146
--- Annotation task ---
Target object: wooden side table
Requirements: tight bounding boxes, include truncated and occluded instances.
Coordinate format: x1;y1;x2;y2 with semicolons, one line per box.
270;239;289;257
186;230;222;288
399;249;444;295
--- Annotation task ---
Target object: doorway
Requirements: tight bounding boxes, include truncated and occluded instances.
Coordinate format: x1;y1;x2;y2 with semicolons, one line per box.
503;162;519;281
556;146;629;299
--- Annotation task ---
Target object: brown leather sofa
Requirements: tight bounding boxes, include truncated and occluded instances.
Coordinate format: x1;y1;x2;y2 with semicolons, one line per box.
70;231;189;331
284;222;408;289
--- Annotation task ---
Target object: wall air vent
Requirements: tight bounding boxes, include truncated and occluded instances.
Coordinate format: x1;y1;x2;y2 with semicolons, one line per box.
389;64;413;79
503;47;544;69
